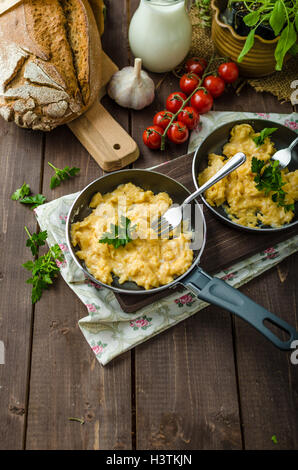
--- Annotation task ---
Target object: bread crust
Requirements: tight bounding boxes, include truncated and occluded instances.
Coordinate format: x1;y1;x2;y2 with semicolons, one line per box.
0;0;101;131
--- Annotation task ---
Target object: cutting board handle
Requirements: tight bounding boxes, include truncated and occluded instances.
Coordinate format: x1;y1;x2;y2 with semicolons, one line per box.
68;100;139;172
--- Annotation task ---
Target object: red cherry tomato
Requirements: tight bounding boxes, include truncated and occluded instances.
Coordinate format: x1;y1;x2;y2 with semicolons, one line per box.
178;106;200;130
166;91;187;114
179;73;200;95
153;110;173;130
218;62;239;84
190;89;213;114
203;75;225;98
185;57;208;77
167;121;189;144
143;125;163;150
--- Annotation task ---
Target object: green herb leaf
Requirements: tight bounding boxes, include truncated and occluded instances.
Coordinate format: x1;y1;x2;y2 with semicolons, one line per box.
271;435;278;445
25;227;48;256
251;157;294;212
99;216;136;249
275;23;297;71
244;10;260;27
269;0;286;36
238;29;255;63
253;128;278;147
20;194;46;209
23;241;64;304
11;183;30;201
48;162;80;189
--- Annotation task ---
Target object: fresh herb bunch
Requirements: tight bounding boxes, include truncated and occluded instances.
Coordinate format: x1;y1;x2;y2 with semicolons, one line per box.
23;228;64;304
253;127;278;146
251;157;295;211
11;183;46;209
48;162;80;189
99;216;136;249
228;0;298;70
11;183;30;201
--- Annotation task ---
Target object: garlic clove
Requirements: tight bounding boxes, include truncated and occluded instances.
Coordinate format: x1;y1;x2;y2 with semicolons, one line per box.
108;58;155;111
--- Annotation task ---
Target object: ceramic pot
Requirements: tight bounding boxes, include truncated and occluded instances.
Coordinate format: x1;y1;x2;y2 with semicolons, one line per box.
211;0;279;77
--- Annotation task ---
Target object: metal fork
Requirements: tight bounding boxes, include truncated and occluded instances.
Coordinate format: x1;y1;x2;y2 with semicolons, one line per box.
151;152;246;236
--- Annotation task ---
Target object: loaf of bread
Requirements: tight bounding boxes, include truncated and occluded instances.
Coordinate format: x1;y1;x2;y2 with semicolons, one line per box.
0;0;101;131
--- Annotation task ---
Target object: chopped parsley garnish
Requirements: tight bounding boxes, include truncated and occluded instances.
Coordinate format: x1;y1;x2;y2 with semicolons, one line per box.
11;183;30;201
48;162;80;189
23;228;64;304
253;128;277;147
11;183;46;209
99;216;136;249
20;194;46;209
251;157;294;212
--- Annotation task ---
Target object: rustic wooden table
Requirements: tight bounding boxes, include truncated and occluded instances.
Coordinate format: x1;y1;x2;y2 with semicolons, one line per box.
0;0;297;450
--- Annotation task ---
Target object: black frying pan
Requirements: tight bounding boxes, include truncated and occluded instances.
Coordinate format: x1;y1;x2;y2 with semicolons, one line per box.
66;169;298;350
192;118;298;232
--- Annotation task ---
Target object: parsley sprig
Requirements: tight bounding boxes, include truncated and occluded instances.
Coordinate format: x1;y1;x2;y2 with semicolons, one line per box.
99;216;136;249
11;183;30;200
251;157;295;212
48;162;80;189
11;183;46;209
253;128;278;147
23;228;64;304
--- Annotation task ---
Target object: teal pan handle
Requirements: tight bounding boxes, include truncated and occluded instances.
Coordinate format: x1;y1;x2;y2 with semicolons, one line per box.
181;267;298;350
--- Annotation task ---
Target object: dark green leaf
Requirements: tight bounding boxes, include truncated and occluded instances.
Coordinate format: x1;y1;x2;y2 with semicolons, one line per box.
48;162;80;189
11;183;30;201
253;128;278;146
20;194;46;209
269;0;286;36
251;157;294;212
275;23;297;71
238;29;255;63
23;243;63;303
99;216;136;249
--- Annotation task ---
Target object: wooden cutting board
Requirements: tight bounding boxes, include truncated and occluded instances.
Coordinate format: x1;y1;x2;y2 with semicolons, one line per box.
115;152;298;313
68;51;140;172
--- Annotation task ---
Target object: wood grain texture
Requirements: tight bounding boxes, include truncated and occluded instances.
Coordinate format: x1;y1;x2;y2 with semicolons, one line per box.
0;123;43;449
0;0;297;451
25;0;133;450
234;253;298;450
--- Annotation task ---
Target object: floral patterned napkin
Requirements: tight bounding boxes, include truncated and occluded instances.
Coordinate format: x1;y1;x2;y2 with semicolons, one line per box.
35;111;298;365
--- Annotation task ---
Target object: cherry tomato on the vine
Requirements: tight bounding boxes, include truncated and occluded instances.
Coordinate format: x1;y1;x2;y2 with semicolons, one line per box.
166;91;187;114
190;89;213;114
167;121;189;144
143;125;163;150
203;75;225;98
218;62;239;84
185;57;207;77
153;110;173;130
179;73;200;96
178;106;200;130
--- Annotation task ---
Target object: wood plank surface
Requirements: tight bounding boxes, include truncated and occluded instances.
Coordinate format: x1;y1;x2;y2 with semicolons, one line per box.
0;0;297;451
0;124;43;449
25;0;133;450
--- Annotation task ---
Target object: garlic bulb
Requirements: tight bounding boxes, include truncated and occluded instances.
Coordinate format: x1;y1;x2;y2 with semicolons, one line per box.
108;58;155;110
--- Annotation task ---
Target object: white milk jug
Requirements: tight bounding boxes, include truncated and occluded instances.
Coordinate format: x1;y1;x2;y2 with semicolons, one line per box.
129;0;192;73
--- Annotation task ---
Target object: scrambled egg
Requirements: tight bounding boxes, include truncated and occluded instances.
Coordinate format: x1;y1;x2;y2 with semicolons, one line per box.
199;124;298;228
71;183;193;289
